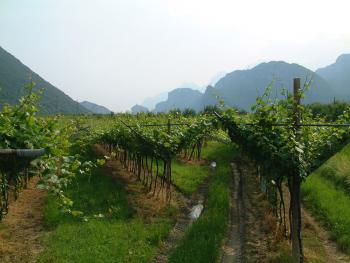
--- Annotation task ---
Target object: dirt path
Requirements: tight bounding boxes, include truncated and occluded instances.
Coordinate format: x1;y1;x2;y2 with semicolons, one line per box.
222;157;350;262
221;162;242;262
222;159;274;263
0;177;47;263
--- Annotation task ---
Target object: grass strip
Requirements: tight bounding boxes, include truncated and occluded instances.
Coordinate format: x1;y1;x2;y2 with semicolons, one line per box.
302;171;350;254
38;166;172;263
171;160;208;195
315;143;350;194
169;141;237;263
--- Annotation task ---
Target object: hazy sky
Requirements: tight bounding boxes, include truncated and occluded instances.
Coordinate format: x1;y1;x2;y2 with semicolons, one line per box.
1;0;349;111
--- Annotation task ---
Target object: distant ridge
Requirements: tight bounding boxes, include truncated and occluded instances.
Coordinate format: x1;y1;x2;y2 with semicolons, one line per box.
0;46;89;114
131;104;149;114
146;60;335;112
155;88;202;112
80;101;112;114
316;54;350;100
206;61;333;111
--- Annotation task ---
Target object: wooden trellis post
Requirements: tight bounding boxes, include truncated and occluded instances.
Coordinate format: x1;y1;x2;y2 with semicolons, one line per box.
290;78;304;263
166;118;172;203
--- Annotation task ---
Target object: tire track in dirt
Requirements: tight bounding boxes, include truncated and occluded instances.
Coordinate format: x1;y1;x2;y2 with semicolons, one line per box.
221;159;276;263
223;157;350;262
221;162;242;263
0;177;47;263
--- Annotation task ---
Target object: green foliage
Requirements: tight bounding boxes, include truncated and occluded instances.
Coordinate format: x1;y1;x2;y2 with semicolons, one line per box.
202;105;222;115
96;115;214;168
0;81;53;149
216;86;350;260
182;108;196;117
218;86;350;183
308;101;350;121
0;82;97;220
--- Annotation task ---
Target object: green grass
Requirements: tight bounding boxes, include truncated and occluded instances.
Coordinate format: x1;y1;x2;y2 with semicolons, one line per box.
302;171;350;254
315;143;350;193
38;219;171;263
169;141;238;263
43;168;133;228
38;167;172;263
171;160;208;195
39;142;236;262
143;156;209;195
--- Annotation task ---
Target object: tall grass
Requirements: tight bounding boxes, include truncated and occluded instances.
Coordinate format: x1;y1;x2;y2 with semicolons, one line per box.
302;171;350;254
316;143;350;193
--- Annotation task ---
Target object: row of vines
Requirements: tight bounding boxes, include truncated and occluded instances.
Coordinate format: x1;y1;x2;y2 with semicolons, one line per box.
0;82;94;221
2;79;350;263
95;116;214;202
216;79;350;262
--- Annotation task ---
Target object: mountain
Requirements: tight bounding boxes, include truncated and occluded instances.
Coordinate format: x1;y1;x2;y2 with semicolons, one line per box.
177;82;203;91
0;46;89;114
139;76;227;112
142;92;168;110
80;101;112;114
131;104;149;114
152;61;334;112
205;61;333;111
316;54;350;100
154;88;203;112
141;83;203;110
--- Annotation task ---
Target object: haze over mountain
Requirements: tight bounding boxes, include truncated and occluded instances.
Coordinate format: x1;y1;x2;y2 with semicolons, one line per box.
139;55;350;113
131;104;149;114
140;74;227;111
2;41;348;115
142;92;168;111
155;88;203;112
79;101;113;114
141;82;203;111
316;54;350;99
0;46;89;114
204;61;333;111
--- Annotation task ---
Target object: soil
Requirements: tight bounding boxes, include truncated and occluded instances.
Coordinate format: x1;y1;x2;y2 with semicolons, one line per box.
0;177;48;263
222;156;350;263
94;144;186;221
221;159;275;263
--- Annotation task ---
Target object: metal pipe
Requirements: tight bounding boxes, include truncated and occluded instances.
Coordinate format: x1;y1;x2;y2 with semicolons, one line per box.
0;148;46;158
